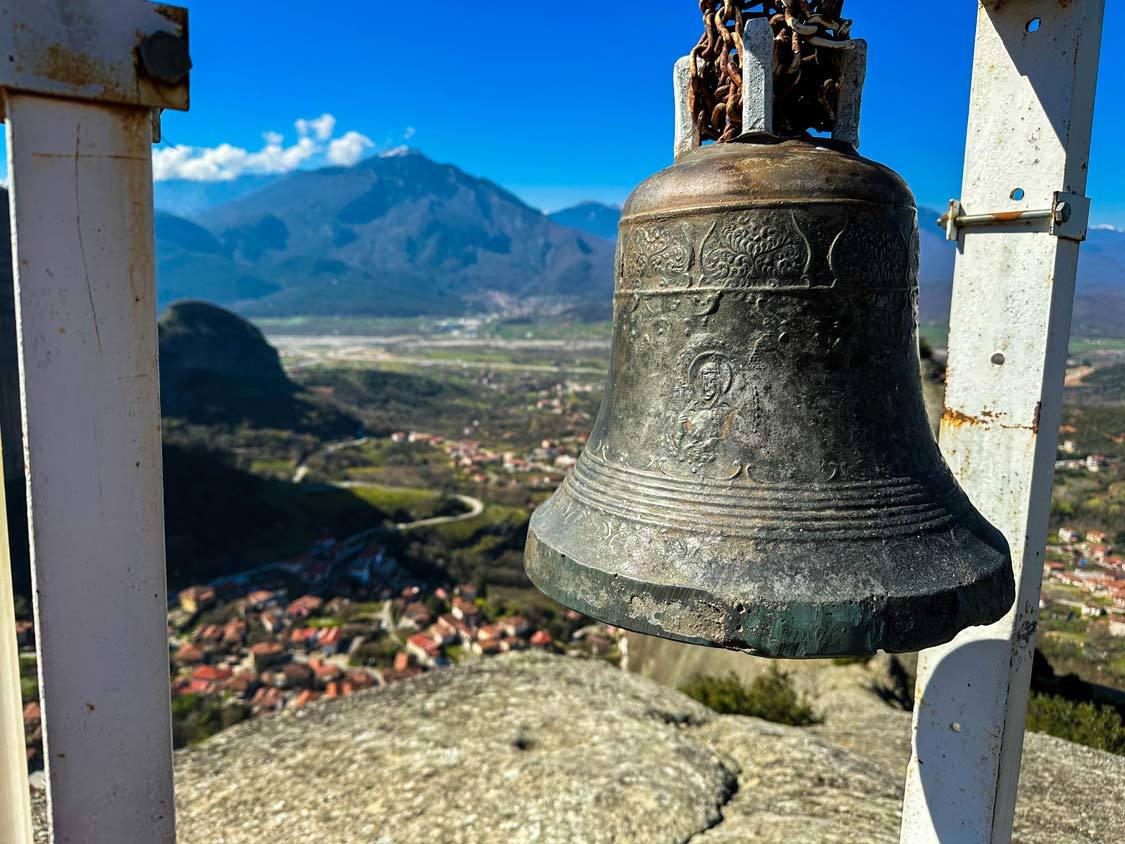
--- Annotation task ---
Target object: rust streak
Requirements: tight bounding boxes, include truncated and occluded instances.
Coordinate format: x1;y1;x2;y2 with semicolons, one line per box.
942;407;984;428
942;406;1037;433
37;43;116;92
989;211;1025;222
32;152;149;162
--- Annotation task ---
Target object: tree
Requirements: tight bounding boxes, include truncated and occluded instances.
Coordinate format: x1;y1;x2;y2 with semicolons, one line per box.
680;668;820;727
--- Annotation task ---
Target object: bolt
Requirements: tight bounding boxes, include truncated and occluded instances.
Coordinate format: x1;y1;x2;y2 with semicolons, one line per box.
137;31;191;86
1054;202;1072;225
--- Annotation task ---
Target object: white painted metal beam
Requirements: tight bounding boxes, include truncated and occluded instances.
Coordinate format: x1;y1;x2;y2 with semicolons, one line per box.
900;2;1104;842
5;92;176;843
0;439;31;844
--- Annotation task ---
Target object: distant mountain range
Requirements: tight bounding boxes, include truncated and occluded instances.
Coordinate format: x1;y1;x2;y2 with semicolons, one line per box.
154;174;282;218
548;201;622;241
145;153;1124;337
155;149;615;320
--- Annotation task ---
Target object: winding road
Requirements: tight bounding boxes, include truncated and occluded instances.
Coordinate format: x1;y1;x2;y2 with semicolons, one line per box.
394;494;484;531
291;437;485;532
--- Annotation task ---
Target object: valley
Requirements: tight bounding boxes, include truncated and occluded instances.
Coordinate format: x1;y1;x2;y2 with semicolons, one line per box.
11;303;1125;765
9;149;1125;769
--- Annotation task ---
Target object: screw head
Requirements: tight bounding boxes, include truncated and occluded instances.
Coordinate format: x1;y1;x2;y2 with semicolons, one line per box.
1054;202;1072;224
138;31;191;86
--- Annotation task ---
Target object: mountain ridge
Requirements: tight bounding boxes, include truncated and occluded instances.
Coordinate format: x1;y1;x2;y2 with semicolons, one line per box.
549;201;622;241
157;149;616;319
151;155;1125;335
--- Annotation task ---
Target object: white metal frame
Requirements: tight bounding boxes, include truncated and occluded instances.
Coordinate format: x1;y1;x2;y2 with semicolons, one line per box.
0;2;189;841
900;2;1104;842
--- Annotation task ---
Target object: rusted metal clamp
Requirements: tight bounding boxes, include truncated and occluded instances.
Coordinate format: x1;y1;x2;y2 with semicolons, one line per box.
939;191;1091;242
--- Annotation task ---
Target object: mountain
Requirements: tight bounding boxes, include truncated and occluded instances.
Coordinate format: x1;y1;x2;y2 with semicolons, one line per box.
154;174;281;217
151;153;1125;333
156;212;281;308
916;207;958;324
159;300;356;435
549;201;623;241
156;302;377;586
172;149;616;319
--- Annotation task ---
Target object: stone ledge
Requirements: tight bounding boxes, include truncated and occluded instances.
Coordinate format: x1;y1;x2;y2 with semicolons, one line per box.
31;651;1125;842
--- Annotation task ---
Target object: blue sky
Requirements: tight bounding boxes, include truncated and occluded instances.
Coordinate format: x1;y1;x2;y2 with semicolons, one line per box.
4;2;1124;224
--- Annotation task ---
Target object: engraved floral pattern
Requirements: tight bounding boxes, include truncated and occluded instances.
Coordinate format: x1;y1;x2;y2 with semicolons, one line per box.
830;214;915;288
619;225;692;289
699;211;807;286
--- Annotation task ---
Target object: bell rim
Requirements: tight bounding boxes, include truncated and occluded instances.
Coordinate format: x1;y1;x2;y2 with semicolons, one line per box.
525;498;1014;659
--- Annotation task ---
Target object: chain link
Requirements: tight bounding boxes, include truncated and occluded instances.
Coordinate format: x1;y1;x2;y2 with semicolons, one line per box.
689;1;853;143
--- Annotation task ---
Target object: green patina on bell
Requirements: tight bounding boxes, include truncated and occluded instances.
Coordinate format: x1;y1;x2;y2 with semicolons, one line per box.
524;135;1014;658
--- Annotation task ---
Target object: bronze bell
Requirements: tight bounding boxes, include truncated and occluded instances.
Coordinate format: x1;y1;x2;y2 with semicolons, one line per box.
525;136;1014;657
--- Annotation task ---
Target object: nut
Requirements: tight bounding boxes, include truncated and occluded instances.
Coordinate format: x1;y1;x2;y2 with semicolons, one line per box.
138;31;191;86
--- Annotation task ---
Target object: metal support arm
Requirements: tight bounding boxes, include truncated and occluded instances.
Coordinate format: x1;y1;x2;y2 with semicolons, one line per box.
900;2;1104;842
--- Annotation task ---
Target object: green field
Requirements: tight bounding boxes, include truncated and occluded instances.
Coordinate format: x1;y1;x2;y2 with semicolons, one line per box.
254;315;431;336
346;483;466;523
919;320;1125;355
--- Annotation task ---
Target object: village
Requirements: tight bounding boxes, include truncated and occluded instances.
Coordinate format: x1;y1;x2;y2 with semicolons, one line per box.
388;381;592;492
172;531;617;729
1044;526;1125;629
17;520;620;764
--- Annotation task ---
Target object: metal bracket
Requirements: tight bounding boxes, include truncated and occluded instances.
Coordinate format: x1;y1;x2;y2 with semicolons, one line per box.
939;191;1091;242
0;1;190;114
673;19;867;159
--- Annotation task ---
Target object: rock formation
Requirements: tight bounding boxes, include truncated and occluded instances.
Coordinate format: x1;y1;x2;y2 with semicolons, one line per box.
30;651;1122;842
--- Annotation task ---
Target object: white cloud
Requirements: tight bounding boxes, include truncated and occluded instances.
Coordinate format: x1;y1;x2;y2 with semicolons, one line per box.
152;113;379;181
153;135;318;181
296;113;336;141
404;126;416;140
327;131;376;166
1091;223;1122;233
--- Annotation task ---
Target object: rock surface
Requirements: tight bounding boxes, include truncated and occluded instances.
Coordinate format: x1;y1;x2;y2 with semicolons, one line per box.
31;651;1125;842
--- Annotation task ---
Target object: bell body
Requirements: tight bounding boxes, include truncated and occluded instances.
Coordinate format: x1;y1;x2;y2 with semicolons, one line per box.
525;136;1014;658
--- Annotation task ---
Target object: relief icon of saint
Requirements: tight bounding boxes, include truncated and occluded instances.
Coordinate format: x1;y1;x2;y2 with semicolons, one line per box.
669;351;740;477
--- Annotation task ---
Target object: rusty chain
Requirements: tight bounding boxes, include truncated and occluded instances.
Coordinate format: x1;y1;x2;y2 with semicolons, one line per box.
690;1;853;143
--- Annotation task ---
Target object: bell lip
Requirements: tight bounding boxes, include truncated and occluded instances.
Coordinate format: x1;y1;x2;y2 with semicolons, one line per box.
524;510;1015;660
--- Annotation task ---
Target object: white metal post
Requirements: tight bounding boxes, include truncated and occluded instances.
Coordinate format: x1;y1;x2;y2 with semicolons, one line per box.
900;3;1104;843
0;3;190;840
5;91;176;844
0;436;31;844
